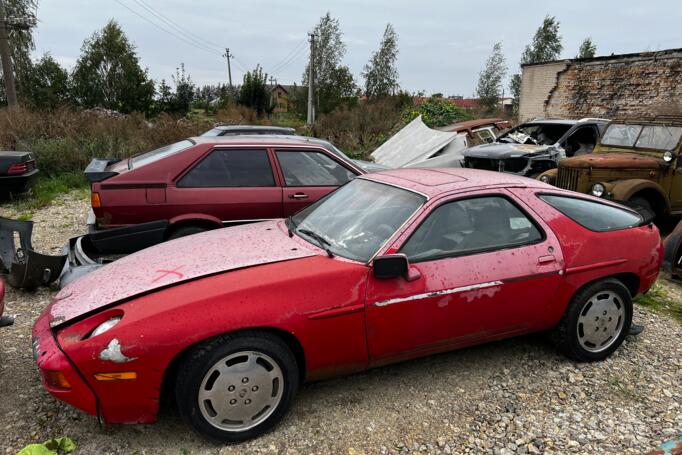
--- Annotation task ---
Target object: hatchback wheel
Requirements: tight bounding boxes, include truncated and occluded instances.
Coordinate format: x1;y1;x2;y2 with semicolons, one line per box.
175;332;299;442
552;278;632;361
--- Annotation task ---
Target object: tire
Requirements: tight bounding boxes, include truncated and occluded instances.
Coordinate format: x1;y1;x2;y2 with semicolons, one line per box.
175;331;299;443
551;278;632;361
167;225;207;240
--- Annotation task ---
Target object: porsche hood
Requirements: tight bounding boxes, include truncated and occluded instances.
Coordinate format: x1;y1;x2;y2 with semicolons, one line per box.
49;221;316;327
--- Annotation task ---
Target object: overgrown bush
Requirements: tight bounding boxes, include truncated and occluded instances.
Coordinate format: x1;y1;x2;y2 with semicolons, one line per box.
312;97;407;158
0;107;213;176
402;96;471;127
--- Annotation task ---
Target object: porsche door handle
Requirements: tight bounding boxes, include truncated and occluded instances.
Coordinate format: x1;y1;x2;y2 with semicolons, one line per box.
289;193;309;199
538;255;556;264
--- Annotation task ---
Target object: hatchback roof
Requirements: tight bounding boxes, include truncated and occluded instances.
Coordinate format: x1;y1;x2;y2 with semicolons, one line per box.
210;125;296;134
362;167;550;198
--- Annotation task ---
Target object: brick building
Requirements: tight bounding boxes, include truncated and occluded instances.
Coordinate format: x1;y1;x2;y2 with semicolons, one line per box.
518;48;682;121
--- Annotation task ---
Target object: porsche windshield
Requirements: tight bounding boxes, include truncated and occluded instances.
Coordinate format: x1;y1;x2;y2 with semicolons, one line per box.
291;179;425;262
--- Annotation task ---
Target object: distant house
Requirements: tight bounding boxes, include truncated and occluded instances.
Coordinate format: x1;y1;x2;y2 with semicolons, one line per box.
269;84;289;113
412;95;512;114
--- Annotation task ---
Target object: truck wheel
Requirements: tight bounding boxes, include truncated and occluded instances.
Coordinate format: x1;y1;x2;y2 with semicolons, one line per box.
175;331;299;442
551;278;632;362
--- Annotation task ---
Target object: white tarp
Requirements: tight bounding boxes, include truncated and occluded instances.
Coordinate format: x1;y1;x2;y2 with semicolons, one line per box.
370;115;468;168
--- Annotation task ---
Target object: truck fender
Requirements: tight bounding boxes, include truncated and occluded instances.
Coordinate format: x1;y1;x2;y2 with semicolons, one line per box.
536;168;558;184
609;179;670;213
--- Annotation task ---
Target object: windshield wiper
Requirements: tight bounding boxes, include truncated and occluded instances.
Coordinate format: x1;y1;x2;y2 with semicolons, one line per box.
297;228;335;258
286;216;296;237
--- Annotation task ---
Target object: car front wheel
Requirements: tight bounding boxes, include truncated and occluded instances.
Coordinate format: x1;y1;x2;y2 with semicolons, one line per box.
552;278;632;361
175;331;299;442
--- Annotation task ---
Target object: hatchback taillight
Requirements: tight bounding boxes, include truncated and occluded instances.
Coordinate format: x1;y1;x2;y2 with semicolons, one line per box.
7;163;28;175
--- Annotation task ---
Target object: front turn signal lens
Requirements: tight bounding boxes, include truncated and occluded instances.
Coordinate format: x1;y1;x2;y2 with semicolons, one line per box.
44;371;72;390
91;192;101;208
94;372;137;382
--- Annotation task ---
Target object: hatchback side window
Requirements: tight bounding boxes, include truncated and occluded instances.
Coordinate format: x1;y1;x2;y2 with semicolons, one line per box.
177;149;275;187
400;196;543;262
539;194;641;232
276;150;356;186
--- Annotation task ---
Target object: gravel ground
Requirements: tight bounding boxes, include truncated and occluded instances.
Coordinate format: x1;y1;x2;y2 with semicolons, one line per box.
1;193;681;455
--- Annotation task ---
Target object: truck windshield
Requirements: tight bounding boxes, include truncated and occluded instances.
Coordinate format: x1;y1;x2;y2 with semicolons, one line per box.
602;124;682;150
292;179;425;262
129;140;194;169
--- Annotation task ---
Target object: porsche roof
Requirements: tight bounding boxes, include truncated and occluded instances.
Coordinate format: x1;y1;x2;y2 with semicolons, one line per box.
363;167;551;198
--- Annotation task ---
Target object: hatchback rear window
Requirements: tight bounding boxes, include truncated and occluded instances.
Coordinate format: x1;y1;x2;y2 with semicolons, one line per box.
130;140;193;169
539;194;641;232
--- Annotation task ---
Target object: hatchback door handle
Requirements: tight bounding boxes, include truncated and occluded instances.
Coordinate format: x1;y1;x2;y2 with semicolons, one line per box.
289;193;309;199
538;255;556;264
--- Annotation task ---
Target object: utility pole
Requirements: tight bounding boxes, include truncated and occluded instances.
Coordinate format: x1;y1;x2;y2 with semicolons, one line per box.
0;1;34;108
306;33;315;126
223;48;233;89
0;1;17;107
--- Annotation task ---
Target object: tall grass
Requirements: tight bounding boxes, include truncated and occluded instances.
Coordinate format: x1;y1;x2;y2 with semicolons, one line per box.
0;107;214;177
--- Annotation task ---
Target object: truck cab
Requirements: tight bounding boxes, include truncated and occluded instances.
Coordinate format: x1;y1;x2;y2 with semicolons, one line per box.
538;117;682;219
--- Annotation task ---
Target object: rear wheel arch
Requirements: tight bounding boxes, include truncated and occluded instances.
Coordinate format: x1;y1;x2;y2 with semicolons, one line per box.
165;218;222;239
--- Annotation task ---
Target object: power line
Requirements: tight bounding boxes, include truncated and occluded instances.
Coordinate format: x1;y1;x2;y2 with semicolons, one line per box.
268;37;307;74
131;0;223;53
113;0;219;56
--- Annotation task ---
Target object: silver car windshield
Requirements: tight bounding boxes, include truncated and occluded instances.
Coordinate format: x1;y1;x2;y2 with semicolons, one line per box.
292;179;425;262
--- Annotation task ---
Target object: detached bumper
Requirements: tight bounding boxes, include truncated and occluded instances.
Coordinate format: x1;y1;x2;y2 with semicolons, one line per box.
32;308;99;418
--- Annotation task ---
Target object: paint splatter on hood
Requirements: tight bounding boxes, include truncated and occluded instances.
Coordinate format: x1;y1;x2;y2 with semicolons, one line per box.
49;221;316;327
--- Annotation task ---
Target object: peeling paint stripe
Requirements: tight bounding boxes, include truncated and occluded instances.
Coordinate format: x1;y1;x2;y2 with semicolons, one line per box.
374;281;504;307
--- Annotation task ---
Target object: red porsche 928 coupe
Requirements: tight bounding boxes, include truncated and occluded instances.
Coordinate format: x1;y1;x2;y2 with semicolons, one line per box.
33;168;661;442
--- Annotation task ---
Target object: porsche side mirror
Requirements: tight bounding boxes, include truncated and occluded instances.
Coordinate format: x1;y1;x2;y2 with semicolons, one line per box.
373;254;420;281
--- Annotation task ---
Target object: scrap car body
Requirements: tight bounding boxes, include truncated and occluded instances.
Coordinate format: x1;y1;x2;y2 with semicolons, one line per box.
33;168;661;442
461;118;609;177
0;151;38;196
539;117;682;220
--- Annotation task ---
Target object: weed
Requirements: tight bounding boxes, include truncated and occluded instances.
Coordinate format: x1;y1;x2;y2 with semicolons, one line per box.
634;282;682;324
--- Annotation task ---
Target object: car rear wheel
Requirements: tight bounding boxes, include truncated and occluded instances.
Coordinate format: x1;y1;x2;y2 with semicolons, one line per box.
175;331;299;442
551;278;632;361
167;225;207;240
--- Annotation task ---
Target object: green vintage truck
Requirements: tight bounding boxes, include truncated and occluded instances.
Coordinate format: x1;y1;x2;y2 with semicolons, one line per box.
538;117;682;219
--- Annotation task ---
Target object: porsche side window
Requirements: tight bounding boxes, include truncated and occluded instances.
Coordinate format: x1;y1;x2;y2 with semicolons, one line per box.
276;150;356;186
400;196;543;262
177;149;275;188
539;195;641;232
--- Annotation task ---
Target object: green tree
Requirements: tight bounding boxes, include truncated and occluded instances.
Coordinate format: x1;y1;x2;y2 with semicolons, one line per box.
363;23;399;98
510;15;563;114
319;66;358;111
303;12;356;114
71;20;155;114
577;38;597;59
170;63;194;115
154;79;173;113
17;53;70;109
239;65;271;117
476;42;507;114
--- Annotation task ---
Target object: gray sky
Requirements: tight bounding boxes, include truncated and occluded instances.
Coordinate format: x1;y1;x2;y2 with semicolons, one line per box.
32;0;682;96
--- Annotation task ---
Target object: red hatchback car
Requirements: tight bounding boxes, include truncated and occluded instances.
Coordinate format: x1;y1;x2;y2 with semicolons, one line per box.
33;168;661;442
86;136;363;237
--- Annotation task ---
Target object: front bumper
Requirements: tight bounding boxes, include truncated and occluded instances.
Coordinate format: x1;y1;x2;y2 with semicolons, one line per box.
32;307;99;418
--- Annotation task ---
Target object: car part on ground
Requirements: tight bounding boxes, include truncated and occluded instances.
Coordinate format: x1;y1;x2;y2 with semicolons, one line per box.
32;168;661;442
86;135;365;232
0;151;39;196
0;217;66;289
462;118;609;177
541;117;682;220
370;115;469;168
0;216;169;289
